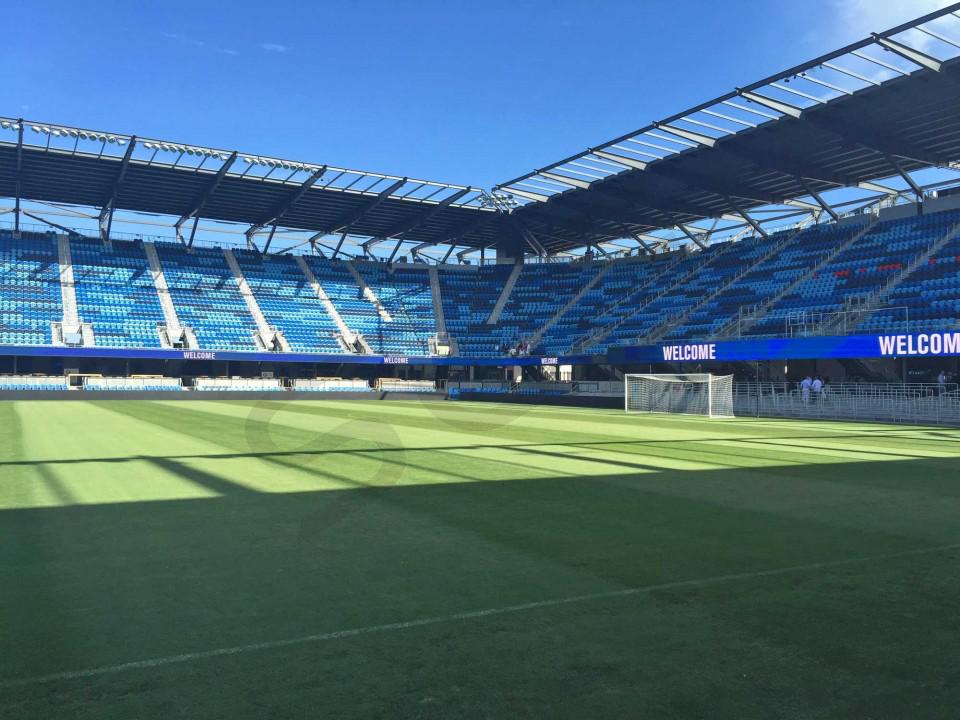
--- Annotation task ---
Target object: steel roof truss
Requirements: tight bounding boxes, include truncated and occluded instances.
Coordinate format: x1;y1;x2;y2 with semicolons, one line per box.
175;151;239;242
874;34;943;72
246;164;326;236
887;155;924;199
323;177;407;236
736;90;804;119
727;198;768;238
13;119;23;233
99;136;137;241
799;178;839;221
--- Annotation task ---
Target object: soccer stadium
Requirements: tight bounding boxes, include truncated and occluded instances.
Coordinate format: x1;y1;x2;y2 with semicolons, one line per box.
4;3;960;718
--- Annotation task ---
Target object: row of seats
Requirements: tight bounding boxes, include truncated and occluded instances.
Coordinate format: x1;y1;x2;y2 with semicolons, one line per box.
376;379;437;392
84;377;182;391
0;375;68;390
232;250;343;353
194;377;284;391
72;237;166;348
293;378;372;392
357;262;436;355
0;232;62;346
2;207;960;355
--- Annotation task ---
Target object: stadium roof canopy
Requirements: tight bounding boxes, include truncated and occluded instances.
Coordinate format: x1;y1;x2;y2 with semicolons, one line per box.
3;3;960;261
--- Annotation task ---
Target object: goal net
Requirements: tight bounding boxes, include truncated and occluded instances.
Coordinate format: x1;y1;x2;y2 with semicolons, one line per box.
624;373;734;418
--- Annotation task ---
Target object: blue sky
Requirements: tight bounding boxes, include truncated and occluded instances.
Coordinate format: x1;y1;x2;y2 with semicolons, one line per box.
4;0;950;188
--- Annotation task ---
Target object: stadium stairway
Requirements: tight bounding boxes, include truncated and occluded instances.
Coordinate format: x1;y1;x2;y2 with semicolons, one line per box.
712;217;877;339
437;263;515;356
293;255;366;352
144;242;197;348
53;235;95;347
831;216;960;334
646;223;811;343
569;252;686;353
525;260;615;352
223;248;291;352
486;261;522;325
345;261;392;321
744;211;960;338
152;243;261;351
429;266;446;334
353;262;436;355
577;241;737;352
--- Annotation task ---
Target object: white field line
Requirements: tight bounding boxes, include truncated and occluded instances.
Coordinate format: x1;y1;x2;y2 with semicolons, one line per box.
4;542;958;689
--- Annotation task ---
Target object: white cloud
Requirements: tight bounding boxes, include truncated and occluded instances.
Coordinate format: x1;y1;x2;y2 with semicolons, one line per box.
820;0;956;47
161;32;239;58
260;43;289;53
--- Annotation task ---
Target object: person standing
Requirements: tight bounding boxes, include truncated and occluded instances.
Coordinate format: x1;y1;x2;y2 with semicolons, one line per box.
800;375;812;404
812;375;823;402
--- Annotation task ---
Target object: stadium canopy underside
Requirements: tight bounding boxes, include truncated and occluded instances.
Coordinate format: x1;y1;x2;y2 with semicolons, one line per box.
3;4;960;261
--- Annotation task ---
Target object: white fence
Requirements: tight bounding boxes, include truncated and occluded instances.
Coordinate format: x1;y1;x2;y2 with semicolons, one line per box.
294;378;371;392
85;377;182;391
733;382;960;425
376;379;437;393
0;375;69;391
194;377;283;392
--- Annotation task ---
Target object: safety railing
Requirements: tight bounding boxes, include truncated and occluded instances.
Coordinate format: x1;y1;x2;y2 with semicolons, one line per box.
733;381;960;425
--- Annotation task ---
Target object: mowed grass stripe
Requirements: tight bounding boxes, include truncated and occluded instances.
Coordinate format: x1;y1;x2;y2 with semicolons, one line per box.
3;401;960;719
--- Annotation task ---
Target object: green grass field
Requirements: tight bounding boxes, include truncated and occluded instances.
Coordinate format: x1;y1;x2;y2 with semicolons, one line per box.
2;399;960;719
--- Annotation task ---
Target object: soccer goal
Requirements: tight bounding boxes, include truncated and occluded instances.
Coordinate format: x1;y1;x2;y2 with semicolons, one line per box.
624;373;734;418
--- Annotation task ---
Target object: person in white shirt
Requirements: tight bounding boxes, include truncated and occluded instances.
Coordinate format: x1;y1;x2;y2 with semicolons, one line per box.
812;376;823;401
800;376;812;403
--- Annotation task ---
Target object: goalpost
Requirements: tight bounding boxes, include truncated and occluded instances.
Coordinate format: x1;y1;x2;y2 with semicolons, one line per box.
624;373;734;418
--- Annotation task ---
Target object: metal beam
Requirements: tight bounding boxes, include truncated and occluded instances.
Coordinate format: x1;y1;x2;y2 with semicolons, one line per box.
261;223;279;254
633;233;672;254
246;165;326;237
648;164;786;207
510;216;546;257
98;135;137;241
321;177;407;236
21;210;81;237
331;231;349;260
674;221;708;249
176;151;238;247
802;114;943;167
633;234;656;254
374;187;472;241
653;122;717;147
713;144;851;189
888;155;924;199
539;170;592;190
874;34;943;72
567;183;717;223
591;243;610;258
13;119;23;233
441;243;457;264
408;212;496;257
727;198;768;238
386;236;406;263
737;89;804;118
799;179;839;221
455;238;500;263
591;148;648;170
507;186;554;203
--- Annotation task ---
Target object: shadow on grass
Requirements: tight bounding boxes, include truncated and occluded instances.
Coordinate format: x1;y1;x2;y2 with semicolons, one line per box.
3;454;960;719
